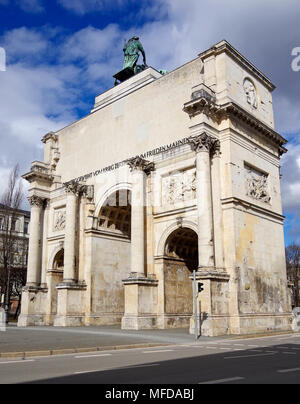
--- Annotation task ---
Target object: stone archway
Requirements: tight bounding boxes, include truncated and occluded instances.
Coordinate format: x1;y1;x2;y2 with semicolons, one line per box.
52;248;64;271
47;248;64;323
90;189;132;325
98;189;131;238
163;227;198;328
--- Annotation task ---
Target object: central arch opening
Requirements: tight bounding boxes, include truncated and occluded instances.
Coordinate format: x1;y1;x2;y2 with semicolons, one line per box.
90;189;132;324
163;227;198;327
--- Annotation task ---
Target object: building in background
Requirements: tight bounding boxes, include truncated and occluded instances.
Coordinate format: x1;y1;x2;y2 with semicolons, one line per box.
0;204;29;317
18;40;292;335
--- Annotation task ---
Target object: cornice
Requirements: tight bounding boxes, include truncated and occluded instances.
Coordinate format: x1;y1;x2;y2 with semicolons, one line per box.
221;196;285;222
22;161;54;184
199;40;275;92
183;96;287;154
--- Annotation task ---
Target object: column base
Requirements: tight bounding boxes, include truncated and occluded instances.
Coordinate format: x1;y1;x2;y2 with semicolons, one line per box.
53;282;86;327
189;314;230;337
189;313;293;337
17;286;47;327
121;275;158;330
121;315;157;330
53;315;85;327
156;314;191;329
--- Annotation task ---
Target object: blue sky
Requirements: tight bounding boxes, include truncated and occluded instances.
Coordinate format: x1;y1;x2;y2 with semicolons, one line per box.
0;0;299;246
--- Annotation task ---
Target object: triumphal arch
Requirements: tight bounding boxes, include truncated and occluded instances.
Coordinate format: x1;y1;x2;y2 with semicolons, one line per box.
18;40;292;336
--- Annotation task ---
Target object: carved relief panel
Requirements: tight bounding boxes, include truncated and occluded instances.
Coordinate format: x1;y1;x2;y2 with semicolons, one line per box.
245;164;270;203
53;209;66;231
162;169;197;206
243;78;258;109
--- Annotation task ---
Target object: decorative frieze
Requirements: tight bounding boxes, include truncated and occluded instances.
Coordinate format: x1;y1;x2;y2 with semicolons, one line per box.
162;169;197;206
245;165;270;203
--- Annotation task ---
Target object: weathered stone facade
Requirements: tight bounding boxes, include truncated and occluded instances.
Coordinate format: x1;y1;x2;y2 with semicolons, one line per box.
18;40;292;336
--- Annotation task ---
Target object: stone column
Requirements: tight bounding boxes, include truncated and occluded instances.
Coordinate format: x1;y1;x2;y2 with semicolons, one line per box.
188;132;218;270
122;157;157;330
41;199;50;288
127;157;154;277
26;195;44;288
188;133;230;336
63;182;79;283
211;144;224;269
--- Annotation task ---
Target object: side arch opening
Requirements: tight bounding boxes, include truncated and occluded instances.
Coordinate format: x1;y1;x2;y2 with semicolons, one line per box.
163;227;198;327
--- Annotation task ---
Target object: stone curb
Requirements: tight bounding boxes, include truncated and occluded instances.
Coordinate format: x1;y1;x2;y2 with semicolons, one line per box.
0;343;170;360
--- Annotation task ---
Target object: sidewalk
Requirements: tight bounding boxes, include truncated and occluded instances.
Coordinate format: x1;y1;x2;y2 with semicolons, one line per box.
0;324;297;359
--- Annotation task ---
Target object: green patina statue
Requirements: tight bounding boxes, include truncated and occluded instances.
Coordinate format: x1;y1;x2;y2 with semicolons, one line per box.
123;36;147;73
113;36;147;84
113;36;168;85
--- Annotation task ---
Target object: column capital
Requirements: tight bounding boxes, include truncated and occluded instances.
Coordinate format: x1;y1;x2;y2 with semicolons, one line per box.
28;195;45;207
64;181;87;196
127;156;155;175
188;132;220;155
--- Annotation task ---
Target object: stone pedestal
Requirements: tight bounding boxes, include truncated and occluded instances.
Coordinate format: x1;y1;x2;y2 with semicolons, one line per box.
53;283;86;327
121;275;158;330
189;270;230;337
17;286;47;327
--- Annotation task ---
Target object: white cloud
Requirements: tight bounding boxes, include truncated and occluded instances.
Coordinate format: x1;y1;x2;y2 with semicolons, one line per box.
58;0;128;15
281;141;300;219
0;28;82;197
1;27;49;63
15;0;44;13
60;25;122;64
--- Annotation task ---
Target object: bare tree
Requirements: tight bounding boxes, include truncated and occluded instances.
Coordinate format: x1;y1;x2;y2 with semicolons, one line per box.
0;165;26;322
286;243;300;308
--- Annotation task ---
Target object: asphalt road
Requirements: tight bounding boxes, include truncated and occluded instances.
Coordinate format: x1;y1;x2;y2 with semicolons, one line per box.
0;333;300;384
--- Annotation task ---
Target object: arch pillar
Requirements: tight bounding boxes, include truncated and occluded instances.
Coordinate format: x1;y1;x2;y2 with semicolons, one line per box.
121;157;159;330
188;132;231;336
53;182;87;327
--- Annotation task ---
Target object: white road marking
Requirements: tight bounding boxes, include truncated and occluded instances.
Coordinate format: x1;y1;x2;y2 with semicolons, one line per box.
199;377;244;384
278;367;300;373
282;352;296;355
74;370;99;375
74;354;112;359
224;352;277;359
142;349;174;354
0;360;35;365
